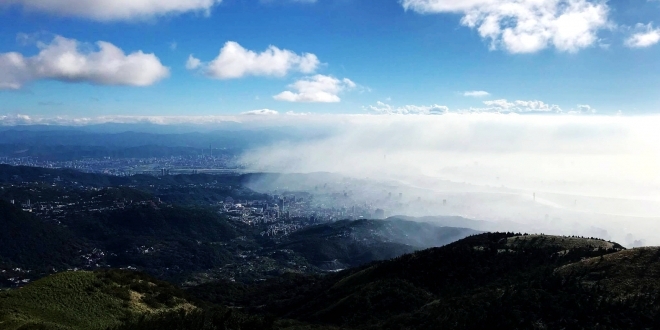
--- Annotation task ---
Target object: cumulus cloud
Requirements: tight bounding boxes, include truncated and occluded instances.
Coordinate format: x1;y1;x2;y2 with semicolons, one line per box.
187;41;320;79
366;101;449;115
464;90;490;97
274;75;356;103
401;0;610;53
625;23;660;48
241;109;280;115
4;0;221;21
0;35;169;90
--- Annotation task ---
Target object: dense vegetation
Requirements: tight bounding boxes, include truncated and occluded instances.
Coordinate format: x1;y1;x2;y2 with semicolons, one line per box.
0;269;194;330
4;233;660;329
0;200;84;274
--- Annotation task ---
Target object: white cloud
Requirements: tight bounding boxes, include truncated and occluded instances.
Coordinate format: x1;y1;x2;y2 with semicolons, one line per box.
401;0;610;53
274;75;356;103
241;109;280;115
479;99;562;112
366;101;449;115
463;90;490;97
186;55;202;70
625;23;660;48
4;0;221;21
0;35;169;90
188;41;320;79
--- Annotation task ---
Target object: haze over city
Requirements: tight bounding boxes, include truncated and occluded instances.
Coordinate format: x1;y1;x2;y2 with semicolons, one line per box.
1;0;659;246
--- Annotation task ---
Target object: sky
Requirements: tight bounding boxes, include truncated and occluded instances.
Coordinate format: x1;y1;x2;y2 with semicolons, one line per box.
1;0;660;118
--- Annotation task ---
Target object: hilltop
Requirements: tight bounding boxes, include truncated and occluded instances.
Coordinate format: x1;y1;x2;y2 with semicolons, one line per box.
505;234;622;250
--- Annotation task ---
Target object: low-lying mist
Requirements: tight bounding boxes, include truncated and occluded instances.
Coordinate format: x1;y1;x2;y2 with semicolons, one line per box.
240;113;660;247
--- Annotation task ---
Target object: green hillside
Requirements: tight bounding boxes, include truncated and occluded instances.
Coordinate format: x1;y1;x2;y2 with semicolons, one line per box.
5;234;660;330
0;270;193;330
0;200;84;273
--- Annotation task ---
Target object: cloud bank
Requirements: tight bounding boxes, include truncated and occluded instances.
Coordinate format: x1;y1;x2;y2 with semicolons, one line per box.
365;99;580;114
239;113;660;246
188;41;320;79
4;0;221;21
0;35;169;90
401;0;610;53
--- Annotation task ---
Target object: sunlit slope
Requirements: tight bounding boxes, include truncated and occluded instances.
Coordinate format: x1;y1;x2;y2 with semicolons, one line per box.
0;270;193;330
555;247;660;299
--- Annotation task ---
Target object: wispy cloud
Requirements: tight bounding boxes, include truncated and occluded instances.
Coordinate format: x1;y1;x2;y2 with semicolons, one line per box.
463;91;490;98
240;109;279;115
625;23;660;48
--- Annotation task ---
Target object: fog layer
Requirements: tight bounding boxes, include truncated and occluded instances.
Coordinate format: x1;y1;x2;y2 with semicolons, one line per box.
240;114;660;247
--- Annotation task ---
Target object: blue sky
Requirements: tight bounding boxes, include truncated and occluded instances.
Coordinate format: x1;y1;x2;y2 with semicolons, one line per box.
1;0;660;119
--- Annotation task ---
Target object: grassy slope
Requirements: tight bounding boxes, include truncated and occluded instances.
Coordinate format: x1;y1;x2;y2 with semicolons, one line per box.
0;270;193;330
